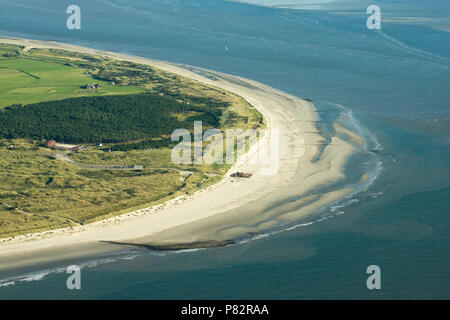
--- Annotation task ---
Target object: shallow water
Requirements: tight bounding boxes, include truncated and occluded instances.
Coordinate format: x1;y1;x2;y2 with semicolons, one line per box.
0;0;449;299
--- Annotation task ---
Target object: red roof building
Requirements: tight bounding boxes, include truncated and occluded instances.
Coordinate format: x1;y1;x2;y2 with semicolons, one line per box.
46;140;56;148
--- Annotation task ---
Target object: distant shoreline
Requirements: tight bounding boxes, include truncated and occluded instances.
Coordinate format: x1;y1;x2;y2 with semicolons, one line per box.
0;37;361;271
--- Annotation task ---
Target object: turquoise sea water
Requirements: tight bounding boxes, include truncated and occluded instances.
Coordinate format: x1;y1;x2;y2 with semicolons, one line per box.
0;0;448;299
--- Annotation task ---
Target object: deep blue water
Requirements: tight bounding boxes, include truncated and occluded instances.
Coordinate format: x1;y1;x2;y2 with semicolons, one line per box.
0;0;449;299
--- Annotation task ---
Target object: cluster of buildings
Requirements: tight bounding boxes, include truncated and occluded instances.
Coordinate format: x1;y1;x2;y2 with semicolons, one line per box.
85;83;102;90
85;82;131;89
46;140;87;153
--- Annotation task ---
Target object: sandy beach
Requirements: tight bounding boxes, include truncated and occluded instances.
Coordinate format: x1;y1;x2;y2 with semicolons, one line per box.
0;37;363;271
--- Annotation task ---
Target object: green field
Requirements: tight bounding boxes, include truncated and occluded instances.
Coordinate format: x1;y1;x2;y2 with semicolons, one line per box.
0;43;265;237
0;44;142;107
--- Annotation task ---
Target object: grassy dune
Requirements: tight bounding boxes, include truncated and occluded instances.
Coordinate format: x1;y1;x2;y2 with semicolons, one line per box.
0;43;264;237
0;140;227;236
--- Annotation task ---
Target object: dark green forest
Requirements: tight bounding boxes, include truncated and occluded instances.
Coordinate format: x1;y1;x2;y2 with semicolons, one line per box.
0;94;225;144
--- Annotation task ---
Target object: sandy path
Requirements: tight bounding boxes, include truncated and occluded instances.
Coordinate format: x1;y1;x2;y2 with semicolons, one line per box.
0;37;359;270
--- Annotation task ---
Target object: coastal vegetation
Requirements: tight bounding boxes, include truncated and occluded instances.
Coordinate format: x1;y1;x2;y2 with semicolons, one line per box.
0;43;265;237
0;94;225;143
